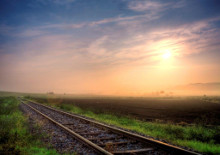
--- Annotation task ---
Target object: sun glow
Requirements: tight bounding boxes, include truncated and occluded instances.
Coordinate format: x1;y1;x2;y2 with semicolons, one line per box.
158;49;175;70
162;50;172;60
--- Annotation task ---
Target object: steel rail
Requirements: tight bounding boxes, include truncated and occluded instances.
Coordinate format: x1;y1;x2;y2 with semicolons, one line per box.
23;102;113;155
23;98;201;155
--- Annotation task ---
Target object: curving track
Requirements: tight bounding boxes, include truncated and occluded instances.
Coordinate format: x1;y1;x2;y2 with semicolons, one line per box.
20;98;201;155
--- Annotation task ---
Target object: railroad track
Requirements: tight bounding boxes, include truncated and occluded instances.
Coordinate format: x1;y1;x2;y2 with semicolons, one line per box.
20;98;201;155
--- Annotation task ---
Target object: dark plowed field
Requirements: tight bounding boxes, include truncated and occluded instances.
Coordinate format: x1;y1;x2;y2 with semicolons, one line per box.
29;96;220;125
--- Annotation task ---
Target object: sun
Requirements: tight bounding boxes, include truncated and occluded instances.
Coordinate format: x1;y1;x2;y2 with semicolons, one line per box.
162;50;172;60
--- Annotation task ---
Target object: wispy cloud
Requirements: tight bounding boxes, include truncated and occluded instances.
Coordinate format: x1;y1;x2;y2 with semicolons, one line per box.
127;0;185;14
89;15;145;26
36;0;76;5
82;16;220;67
18;29;47;37
38;14;156;30
128;1;165;12
33;1;185;32
2;15;219;69
39;23;87;30
1;0;220;94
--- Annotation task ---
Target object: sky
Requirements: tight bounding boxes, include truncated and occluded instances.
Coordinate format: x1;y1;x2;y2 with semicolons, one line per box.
0;0;220;96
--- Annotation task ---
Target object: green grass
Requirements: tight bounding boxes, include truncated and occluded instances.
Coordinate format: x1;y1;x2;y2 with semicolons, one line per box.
0;97;59;155
26;96;220;154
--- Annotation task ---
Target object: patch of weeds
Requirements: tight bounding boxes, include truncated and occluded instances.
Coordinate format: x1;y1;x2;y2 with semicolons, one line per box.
0;97;59;155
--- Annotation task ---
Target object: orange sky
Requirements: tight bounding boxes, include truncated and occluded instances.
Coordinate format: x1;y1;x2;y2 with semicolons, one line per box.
0;0;220;96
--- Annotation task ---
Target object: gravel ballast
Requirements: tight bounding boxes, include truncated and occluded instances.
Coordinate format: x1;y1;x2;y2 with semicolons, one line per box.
20;103;97;155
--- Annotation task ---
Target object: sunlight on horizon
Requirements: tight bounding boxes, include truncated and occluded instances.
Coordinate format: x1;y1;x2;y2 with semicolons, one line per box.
0;0;220;96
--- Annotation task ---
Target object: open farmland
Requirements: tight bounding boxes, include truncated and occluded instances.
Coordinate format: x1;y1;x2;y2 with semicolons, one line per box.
24;95;220;154
26;96;220;125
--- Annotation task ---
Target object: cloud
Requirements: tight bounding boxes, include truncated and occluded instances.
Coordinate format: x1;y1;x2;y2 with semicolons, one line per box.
128;1;165;12
39;23;87;30
107;17;220;66
36;0;75;5
3;15;219;70
89;15;145;26
1;0;220;94
73;17;220;68
127;0;186;14
1;12;220;70
1;5;220;74
38;14;153;30
172;82;220;95
18;29;47;37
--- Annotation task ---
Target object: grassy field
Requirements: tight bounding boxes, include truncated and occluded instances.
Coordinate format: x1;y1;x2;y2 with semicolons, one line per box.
25;95;220;154
0;96;58;155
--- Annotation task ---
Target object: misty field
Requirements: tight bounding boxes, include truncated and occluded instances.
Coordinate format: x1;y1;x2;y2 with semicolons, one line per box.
26;95;220;125
25;95;220;154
